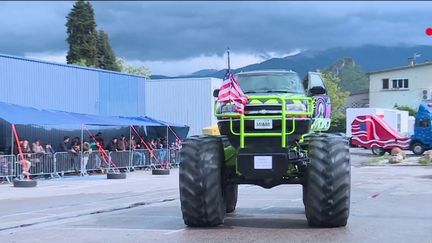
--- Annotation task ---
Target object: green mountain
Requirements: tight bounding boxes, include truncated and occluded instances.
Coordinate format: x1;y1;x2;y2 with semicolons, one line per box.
328;58;368;93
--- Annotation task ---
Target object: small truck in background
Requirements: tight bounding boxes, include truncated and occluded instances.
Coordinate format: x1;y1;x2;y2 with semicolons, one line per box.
351;102;432;156
409;102;432;155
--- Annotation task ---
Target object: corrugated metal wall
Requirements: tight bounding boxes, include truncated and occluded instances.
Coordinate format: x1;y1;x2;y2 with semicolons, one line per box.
0;53;223;145
144;77;222;135
0;54;145;116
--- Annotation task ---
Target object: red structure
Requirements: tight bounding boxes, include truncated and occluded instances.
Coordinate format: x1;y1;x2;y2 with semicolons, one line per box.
351;115;410;152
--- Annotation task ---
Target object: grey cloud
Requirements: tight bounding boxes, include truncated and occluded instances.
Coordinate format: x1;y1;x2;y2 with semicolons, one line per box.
1;1;432;61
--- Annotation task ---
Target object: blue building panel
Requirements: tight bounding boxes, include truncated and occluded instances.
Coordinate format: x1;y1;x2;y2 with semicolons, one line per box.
0;53;145;117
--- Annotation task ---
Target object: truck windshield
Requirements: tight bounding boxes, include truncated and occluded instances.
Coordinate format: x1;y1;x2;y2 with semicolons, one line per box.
237;72;305;94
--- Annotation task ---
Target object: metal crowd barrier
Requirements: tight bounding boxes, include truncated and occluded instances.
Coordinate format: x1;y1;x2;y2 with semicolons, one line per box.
169;149;181;167
14;153;56;178
0;148;182;182
86;151;110;172
0;155;16;182
130;149;149;169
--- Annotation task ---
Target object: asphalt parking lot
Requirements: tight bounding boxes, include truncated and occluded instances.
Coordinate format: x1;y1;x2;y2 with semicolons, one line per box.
0;148;431;243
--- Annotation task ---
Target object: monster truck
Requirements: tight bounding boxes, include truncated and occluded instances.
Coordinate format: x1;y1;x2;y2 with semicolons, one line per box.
179;70;351;227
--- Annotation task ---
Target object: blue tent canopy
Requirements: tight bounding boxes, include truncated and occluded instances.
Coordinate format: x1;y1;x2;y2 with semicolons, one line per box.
125;116;187;127
0;101;185;128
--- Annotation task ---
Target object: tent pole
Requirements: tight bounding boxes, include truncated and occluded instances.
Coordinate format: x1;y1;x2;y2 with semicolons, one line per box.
166;125;170;164
129;126;132;170
10;125;14;155
80;124;84;175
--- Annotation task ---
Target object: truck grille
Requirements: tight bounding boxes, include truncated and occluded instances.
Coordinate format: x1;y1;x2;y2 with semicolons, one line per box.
244;105;282;115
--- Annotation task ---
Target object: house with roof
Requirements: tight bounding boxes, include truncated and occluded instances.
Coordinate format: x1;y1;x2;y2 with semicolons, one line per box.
369;61;432;110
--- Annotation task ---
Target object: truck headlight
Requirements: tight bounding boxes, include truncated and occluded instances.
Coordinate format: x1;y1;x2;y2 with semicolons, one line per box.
286;103;306;112
218;103;236;113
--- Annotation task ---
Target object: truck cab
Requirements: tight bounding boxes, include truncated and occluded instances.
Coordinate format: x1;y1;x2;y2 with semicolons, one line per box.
410;102;432;155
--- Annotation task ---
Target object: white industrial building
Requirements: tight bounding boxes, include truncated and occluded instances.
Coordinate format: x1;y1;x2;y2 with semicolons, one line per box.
144;77;222;135
369;62;432;110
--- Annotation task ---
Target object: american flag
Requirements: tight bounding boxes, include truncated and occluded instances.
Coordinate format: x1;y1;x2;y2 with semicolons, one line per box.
217;71;248;114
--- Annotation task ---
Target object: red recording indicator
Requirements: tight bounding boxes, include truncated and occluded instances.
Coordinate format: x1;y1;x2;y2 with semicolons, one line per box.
426;28;432;36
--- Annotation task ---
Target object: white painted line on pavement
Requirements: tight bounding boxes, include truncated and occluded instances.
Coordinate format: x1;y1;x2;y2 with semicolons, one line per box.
163;228;186;235
54;227;173;232
248;198;302;202
290;198;302;202
260;205;274;210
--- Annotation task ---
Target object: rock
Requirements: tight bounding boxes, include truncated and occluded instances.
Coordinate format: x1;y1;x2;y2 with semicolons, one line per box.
390;148;406;159
424;151;432;160
389;154;404;164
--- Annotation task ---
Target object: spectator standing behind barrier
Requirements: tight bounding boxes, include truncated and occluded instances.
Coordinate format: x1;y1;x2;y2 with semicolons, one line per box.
59;136;70;152
107;138;118;152
89;136;97;150
59;136;79;172
21;140;32;154
70;141;80;173
129;135;143;166
72;137;81;147
81;142;90;176
89;136;102;170
95;132;104;148
32;139;46;154
117;135;128;151
18;140;32;177
45;144;55;155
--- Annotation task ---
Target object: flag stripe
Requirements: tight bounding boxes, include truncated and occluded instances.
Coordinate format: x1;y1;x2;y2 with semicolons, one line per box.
217;71;248;114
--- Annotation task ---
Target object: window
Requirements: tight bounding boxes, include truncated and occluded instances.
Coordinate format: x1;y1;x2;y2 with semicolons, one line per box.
391;79;409;89
417;118;430;128
403;79;409;88
392;79;398;89
237;72;305;94
382;79;389;89
309;73;325;88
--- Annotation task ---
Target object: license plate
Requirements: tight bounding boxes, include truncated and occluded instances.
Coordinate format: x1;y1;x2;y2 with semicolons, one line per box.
254;119;272;129
254;156;272;169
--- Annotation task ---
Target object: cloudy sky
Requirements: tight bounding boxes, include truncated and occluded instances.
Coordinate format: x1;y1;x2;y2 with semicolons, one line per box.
1;1;432;75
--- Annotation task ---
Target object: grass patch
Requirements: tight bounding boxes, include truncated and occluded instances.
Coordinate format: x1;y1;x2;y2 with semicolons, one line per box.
419;157;432;166
363;155;389;166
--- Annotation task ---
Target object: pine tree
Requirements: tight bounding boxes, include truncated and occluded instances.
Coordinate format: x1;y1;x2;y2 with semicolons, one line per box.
97;30;120;71
66;0;98;67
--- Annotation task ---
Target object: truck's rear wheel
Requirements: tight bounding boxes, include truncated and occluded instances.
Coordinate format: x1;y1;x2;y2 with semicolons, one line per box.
305;133;351;227
225;184;238;213
179;136;226;227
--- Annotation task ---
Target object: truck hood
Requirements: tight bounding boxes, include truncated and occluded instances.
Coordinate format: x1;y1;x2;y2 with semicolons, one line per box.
245;92;307;104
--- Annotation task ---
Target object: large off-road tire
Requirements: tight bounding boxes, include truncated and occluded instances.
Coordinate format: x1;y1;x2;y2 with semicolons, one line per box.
13;179;37;188
152;169;170;175
302;185;307;206
225;184;238;213
179;136;226;227
107;172;127;179
305;133;351;227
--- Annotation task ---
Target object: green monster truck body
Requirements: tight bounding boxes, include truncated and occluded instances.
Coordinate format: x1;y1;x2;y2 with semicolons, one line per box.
179;70;351;228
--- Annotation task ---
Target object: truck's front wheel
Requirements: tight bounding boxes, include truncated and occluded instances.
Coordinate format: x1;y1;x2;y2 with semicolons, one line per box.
412;142;425;155
179;136;226;227
305;133;351;227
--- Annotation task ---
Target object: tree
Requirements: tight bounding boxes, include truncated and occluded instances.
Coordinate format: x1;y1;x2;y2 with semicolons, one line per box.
394;104;417;116
96;30;120;71
320;70;350;132
116;58;151;78
66;0;98;67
